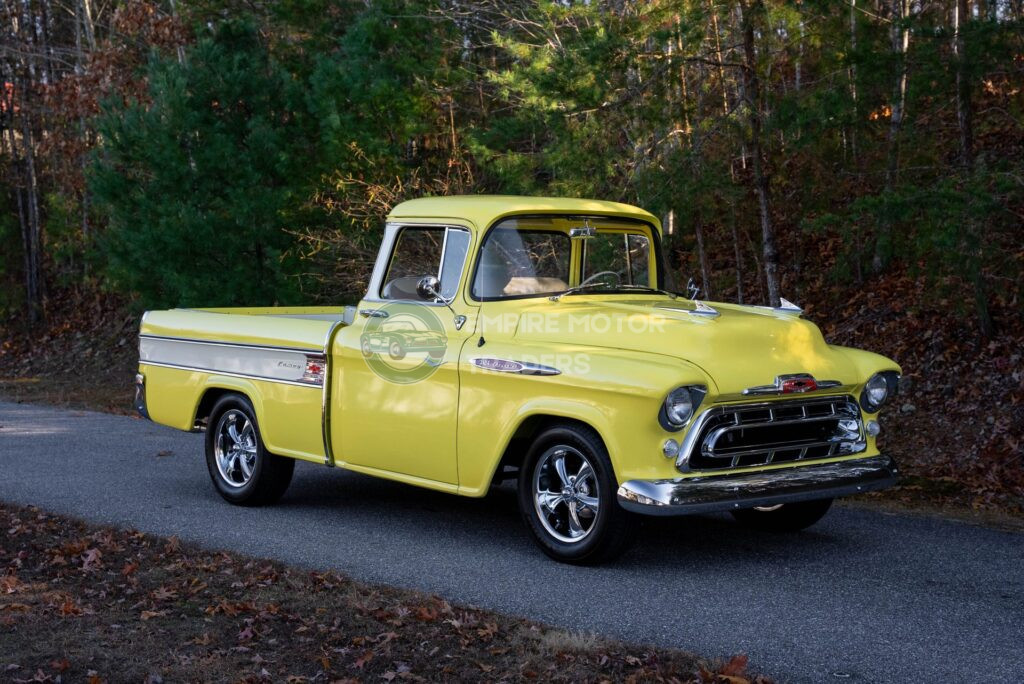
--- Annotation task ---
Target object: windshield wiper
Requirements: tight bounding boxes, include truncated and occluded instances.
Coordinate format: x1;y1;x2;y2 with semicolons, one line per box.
549;283;678;301
610;285;679;299
548;282;616;301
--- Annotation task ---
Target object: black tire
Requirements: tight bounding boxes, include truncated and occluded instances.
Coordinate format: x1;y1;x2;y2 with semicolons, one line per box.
730;498;833;532
517;423;635;565
204;393;294;506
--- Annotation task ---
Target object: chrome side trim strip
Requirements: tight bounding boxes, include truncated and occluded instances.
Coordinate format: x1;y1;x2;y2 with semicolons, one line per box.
138;360;322;388
469;357;561;376
320;321;345;468
139;333;321;354
139;335;324;387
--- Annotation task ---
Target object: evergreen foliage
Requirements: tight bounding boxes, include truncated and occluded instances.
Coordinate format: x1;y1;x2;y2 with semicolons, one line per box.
89;21;314;308
1;1;1021;329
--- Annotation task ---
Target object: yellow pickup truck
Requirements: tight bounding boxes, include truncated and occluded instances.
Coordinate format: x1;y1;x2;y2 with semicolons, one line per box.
135;195;900;563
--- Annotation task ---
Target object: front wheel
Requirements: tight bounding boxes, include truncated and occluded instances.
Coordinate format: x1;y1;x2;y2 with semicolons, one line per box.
730;498;833;532
204;394;295;506
518;423;635;564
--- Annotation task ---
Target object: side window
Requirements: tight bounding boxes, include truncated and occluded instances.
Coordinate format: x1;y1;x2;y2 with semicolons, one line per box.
380;227;469;301
583;233;650;286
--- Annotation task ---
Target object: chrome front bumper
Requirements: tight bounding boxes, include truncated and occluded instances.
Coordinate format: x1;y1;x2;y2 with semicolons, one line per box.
617;454;899;516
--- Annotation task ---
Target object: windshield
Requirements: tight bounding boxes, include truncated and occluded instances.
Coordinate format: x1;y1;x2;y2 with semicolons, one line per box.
471;216;656;300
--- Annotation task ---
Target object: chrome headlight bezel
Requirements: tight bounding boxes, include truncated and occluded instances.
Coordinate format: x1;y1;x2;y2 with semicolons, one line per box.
860;371;899;413
659;385;707;432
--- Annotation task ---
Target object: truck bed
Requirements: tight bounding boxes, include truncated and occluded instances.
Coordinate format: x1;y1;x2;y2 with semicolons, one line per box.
138;306;355;463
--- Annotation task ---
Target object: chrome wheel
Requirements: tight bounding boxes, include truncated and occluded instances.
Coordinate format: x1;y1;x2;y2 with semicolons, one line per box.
213;409;257;488
533;445;600;543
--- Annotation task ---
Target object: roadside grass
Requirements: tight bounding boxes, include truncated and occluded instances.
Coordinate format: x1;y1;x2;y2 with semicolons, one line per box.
0;503;765;683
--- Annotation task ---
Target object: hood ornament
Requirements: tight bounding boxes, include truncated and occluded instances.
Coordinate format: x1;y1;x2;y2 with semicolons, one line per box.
690;300;720;318
743;373;842;396
777;297;803;313
754;297;803;316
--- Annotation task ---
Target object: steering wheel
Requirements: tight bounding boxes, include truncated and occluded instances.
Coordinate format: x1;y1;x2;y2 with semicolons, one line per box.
579;270;622;288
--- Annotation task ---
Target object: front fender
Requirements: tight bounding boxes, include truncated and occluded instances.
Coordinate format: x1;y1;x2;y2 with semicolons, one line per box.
456;343;712;496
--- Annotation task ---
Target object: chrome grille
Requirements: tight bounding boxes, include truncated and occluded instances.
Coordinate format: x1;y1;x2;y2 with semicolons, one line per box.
681;396;866;471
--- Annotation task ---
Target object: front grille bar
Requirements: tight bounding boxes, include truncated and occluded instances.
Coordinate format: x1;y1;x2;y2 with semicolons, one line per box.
677;396;866;472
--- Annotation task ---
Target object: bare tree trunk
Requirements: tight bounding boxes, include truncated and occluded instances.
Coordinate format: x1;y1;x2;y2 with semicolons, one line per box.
954;0;974;171
885;0;910;187
953;0;993;336
20;103;44;324
848;0;859;163
708;0;730;115
694;217;713;299
795;0;805;92
3;1;46;324
729;195;744;304
80;0;97;51
873;0;912;271
737;0;781;307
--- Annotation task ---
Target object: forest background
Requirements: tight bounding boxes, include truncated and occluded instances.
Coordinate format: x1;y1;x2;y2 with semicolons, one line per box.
1;0;1022;511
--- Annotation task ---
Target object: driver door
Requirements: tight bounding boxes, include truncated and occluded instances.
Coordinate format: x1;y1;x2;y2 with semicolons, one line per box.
334;224;475;486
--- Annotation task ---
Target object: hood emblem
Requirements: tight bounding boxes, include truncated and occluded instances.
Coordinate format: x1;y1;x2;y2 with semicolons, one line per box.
743;373;842;396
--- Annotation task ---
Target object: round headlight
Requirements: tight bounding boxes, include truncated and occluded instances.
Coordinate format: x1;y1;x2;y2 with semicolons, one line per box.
861;373;890;412
660;385;707;431
665;387;694;426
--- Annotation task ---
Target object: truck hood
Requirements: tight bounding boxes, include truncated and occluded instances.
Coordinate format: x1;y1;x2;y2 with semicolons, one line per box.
509;297;857;396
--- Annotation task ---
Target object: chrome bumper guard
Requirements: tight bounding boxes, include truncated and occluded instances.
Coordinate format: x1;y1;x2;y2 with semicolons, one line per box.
133;373;150;420
617;454;898;516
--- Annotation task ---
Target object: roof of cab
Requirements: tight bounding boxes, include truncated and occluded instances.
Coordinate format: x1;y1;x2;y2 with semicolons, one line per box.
387;195;661;233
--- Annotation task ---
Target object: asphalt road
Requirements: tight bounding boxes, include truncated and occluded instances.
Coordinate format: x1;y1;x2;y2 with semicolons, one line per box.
1;401;1021;683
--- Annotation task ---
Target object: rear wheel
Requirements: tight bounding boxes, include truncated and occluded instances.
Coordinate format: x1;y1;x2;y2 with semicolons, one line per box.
204;394;294;506
730;498;833;532
518;423;635;564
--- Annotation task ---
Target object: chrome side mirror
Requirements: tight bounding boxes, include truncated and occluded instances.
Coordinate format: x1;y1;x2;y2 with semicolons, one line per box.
416;275;442;301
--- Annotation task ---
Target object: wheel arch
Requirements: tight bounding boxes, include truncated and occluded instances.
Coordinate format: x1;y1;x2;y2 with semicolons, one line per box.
192;378;263;431
481;407;613;492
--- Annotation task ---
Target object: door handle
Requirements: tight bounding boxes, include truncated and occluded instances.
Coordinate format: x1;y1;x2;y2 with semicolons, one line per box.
359;309;389;318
